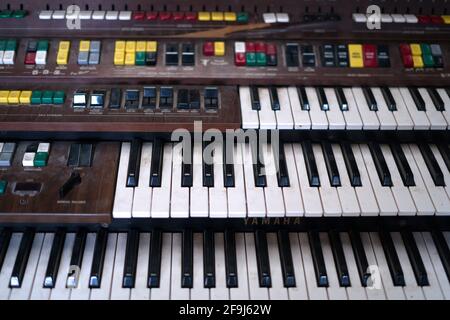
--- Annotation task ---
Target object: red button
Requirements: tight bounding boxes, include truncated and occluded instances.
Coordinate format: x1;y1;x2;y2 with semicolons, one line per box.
203;42;214;56
159;12;172;20
185;12;197;21
146;11;158;20
266;44;277;55
24;52;36;65
363;44;377;68
246;42;255;52
400;44;412;56
430;15;444;24
417;15;431;24
255;42;266;53
173;12;185;21
132;11;145;20
402;54;414;68
235;53;246;66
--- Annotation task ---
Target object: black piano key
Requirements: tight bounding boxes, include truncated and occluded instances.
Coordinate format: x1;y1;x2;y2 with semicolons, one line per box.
381;87;397;111
322;141;341;187
401;230;429;286
379;230;405;286
302;141;320;187
223;141;235;188
147;230;162;288
390;144;415;187
89;228;108;288
0;228;12;272
277;230;296;288
43;229;66;288
224;230;238;288
363;87;377;111
308;231;328;287
409;87;426;111
203;230;215;288
150;138;164;187
349;231;370;287
10;229;35;288
250;86;261;111
341;142;361;187
427;88;445;111
369;143;392;187
254;230;271;288
269;87;280;111
67;229;87;287
418;144;445;187
431;230;450;281
317;87;329;111
297;86;310;111
437;144;450;173
126;140;142;188
123;230;139;288
253;143;266;188
329;231;351;287
181;146;193;188
181;230;194;288
335;87;348;111
276;144;290;187
203;141;214;187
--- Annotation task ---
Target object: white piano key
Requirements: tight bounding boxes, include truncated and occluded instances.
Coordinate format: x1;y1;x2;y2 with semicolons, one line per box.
418;88;447;130
0;233;21;299
90;233;117;300
408;144;450;215
258;88;277;129
266;233;289;300
242;143;266;217
359;144;398;216
191;233;209;300
262;143;285;217
132;143;152;218
191;142;209;217
398;88;430;130
209;143;228;218
324;88;346;129
227;143;247;218
352;87;380;130
130;233;150;300
239;87;259;129
283;144;304;217
371;87;397;130
366;232;404;300
30;233;54;300
151;144;173;218
400;145;435;215
287;86;311;130
306;87;328;129
430;144;450;202
342;88;363;129
113;143;134;218
436;88;450;125
150;233;172;300
297;233;328;300
274;88;294;129
389;87;414;130
245;233;269;300
69;233;96;300
320;233;348;300
380;145;416;215
229;233;250;300
110;233;130;300
351;144;379;216
313;144;342;217
211;233;229;300
292;144;323;217
332;144;360;216
9;233;44;300
49;233;75;300
171;143;190;218
170;233;190;300
288;233;308;300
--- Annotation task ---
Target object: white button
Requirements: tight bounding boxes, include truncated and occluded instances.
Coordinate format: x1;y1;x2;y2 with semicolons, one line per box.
118;11;132;20
234;41;246;53
391;14;406;23
3;51;15;65
37;143;50;153
276;13;290;23
52;10;66;20
263;13;277;23
39;10;53;20
352;13;367;23
23;152;36;167
35;51;47;65
381;14;393;23
78;10;92;19
105;11;119;20
92;10;106;20
404;14;418;23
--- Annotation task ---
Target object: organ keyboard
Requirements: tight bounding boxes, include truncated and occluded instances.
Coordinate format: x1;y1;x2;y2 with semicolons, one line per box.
0;0;450;301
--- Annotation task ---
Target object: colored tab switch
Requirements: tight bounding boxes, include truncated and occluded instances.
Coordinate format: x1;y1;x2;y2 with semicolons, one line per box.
348;44;364;68
19;91;32;104
8;91;20;104
410;44;422;56
362;44;377;68
203;42;214;56
79;40;91;52
0;180;7;195
214;42;225;56
198;12;211;21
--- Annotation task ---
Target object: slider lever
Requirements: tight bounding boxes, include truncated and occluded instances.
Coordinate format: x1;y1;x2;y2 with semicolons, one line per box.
59;171;81;199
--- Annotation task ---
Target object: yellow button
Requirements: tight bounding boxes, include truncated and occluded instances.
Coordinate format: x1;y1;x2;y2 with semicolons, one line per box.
114;51;125;65
136;41;146;52
214;41;225;56
410;44;422;56
57;50;69;65
19;91;32;104
442;15;450;24
0;91;9;104
413;55;424;68
8;91;21;104
125;52;135;65
125;41;136;53
115;41;125;53
146;41;157;52
198;12;211;21
348;44;364;68
224;12;237;21
59;41;70;52
211;12;224;21
79;40;91;52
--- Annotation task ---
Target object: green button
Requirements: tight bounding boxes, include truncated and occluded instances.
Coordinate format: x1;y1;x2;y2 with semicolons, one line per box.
37;40;49;51
53;91;65;104
246;52;256;66
5;39;17;51
31;90;42;104
0;180;7;194
135;51;146;65
256;52;267;66
12;10;27;18
0;10;12;18
33;152;48;167
42;91;54;104
423;54;435;67
237;12;249;23
420;44;431;56
0;40;5;51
